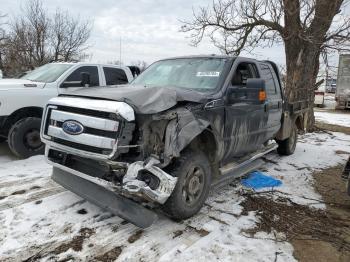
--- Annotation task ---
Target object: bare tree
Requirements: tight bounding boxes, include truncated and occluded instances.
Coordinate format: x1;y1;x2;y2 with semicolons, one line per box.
1;0;93;76
51;9;92;61
181;0;350;129
0;12;7;72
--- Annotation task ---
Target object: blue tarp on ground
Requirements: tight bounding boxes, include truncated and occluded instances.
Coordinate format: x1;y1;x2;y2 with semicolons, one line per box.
241;171;282;190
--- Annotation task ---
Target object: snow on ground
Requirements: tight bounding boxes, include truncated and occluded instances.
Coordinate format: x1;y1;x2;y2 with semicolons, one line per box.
0;128;350;261
314;110;350;127
323;93;336;109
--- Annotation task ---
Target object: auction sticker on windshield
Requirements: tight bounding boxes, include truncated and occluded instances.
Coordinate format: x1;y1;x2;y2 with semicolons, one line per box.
196;71;220;77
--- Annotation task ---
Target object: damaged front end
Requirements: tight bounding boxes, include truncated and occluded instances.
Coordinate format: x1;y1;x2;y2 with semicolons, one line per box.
41;95;210;227
46;146;177;228
123;157;177;204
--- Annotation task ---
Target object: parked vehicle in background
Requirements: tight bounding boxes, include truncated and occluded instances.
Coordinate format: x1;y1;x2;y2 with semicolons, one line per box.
336;54;350;109
314;90;325;107
327;83;337;93
0;62;134;158
41;55;308;228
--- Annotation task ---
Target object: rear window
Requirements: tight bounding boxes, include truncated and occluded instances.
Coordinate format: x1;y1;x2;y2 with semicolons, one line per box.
103;67;128;85
259;64;277;95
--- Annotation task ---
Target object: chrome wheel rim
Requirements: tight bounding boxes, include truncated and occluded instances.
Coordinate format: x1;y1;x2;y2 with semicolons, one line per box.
182;166;205;206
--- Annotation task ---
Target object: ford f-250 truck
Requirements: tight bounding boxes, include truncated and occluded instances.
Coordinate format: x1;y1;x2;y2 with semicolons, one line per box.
0;62;134;158
41;55;308;228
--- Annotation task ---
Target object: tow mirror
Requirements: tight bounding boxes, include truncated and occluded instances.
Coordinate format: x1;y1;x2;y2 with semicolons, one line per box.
81;72;91;87
228;78;266;104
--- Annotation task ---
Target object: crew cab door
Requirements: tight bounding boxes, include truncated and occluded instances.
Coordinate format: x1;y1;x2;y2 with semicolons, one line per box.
223;61;268;163
58;65;100;93
258;63;283;137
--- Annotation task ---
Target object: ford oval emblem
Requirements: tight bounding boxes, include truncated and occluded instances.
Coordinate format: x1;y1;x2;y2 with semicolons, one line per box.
62;120;84;135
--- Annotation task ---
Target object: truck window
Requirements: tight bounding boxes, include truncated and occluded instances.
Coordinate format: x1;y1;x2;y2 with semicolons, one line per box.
103;67;128;85
231;62;259;86
259;64;277;95
64;66;99;86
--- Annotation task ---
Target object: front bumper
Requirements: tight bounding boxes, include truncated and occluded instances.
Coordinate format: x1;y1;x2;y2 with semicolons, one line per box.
46;145;177;225
52;165;157;228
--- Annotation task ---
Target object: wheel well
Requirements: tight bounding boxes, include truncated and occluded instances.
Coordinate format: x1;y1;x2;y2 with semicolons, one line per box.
2;107;43;136
187;128;218;163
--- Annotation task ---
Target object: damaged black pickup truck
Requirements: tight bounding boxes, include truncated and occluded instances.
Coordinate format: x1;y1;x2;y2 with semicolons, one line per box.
40;55;308;228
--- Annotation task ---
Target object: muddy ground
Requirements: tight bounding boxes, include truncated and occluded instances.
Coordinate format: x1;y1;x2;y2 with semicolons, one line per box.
241;124;350;262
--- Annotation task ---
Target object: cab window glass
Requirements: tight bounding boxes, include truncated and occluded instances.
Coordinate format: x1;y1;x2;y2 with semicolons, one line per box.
103;67;128;85
259;64;277;95
65;66;99;86
231;63;259;86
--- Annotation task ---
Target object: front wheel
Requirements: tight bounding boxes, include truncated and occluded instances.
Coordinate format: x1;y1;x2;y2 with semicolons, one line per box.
8;117;44;158
276;122;297;156
163;149;212;220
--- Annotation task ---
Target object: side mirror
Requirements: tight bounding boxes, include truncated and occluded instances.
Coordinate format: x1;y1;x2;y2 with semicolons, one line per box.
246;78;266;103
227;78;266;104
81;72;91;87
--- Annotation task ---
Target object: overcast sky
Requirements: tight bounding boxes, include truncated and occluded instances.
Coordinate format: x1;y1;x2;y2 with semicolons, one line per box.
0;0;340;72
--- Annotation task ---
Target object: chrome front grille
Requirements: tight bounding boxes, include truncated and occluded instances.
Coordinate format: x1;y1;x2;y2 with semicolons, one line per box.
43;107;119;154
50;110;119;132
41;97;135;160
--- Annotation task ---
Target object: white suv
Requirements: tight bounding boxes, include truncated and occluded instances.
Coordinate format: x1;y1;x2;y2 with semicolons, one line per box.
0;62;134;158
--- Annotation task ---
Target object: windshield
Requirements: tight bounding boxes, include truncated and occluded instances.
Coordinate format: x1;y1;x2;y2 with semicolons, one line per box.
21;64;73;83
132;58;229;91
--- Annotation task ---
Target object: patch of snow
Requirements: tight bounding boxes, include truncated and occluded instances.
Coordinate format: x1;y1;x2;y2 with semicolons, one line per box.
264;132;350;207
314;111;350;127
323;93;336;109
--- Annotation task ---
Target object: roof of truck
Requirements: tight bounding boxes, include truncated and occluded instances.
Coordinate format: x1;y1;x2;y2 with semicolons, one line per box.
49;61;129;69
157;54;277;64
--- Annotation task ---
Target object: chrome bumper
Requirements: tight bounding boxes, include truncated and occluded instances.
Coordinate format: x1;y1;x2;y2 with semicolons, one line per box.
52;166;157;228
45;146;177;204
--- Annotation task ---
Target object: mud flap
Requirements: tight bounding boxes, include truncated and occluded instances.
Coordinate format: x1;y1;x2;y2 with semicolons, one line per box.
52;167;158;228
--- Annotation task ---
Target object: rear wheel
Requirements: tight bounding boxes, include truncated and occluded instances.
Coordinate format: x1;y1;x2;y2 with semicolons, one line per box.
276;122;297;155
163;149;212;220
8;117;44;158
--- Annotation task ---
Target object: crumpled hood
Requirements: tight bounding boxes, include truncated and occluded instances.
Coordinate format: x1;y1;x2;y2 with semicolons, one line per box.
63;85;208;114
0;79;46;90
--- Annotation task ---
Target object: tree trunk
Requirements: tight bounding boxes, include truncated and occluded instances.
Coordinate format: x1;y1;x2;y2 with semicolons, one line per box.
284;40;320;131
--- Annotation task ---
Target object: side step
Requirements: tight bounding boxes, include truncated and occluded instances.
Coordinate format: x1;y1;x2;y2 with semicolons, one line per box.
212;143;277;189
212;159;264;189
52;167;158;228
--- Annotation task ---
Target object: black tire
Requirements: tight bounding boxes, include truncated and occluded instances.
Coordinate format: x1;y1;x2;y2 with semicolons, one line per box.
276;122;297;156
0;137;6;143
8;117;44;158
163;149;212;220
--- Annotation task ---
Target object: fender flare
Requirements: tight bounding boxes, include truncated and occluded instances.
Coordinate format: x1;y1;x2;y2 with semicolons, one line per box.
163;111;211;159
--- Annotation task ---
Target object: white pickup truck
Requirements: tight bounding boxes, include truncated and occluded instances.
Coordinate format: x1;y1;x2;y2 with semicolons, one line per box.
0;62;134;158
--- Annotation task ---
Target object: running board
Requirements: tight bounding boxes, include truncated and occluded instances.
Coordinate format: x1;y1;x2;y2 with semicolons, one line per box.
212;159;264;189
212;143;277;189
52;167;158;228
